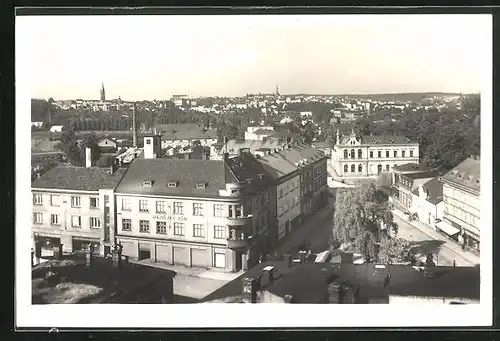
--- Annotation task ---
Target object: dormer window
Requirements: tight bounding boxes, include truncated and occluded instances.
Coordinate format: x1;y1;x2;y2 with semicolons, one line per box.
142;180;154;187
168;181;178;188
196;182;207;189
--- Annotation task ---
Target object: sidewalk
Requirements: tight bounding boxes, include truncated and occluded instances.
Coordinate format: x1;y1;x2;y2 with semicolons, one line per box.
391;209;480;266
272;198;334;255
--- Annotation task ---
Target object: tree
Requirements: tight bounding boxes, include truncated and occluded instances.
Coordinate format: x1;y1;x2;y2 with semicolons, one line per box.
80;132;101;165
378;237;411;264
56;129;82;165
332;184;394;262
96;154;116;167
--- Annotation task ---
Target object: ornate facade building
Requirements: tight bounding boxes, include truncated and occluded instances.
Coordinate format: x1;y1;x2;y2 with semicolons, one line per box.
331;130;420;179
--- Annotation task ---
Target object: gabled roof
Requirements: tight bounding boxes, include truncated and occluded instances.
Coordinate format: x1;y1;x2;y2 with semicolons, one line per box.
411;177;444;205
253;129;275;135
32;165;127;191
115;158;235;197
225;153;276;191
441;157;480;193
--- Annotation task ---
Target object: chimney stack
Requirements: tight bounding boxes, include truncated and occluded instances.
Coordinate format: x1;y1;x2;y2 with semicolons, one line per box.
242;277;259;303
261;266;276;287
85;147;92;168
132;103;138;147
283;254;292;268
297;250;307;263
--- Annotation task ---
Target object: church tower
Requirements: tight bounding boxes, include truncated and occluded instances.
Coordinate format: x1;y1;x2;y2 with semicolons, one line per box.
275;84;280;98
100;82;106;101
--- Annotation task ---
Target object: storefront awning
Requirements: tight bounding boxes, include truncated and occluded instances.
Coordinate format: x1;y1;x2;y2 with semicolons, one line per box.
435;221;460;236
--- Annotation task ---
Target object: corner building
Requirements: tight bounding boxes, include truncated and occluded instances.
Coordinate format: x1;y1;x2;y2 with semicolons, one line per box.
114;153;276;272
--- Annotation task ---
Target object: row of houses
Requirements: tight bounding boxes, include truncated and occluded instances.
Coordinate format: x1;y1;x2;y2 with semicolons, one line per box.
31;136;328;272
392;156;481;253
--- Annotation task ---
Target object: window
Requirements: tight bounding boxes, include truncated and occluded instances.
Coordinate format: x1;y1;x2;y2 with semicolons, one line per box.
350;149;355;159
234;204;242;217
139;199;149;212
173;202;184;215
358;149;362;158
173;222;184;235
229;205;233;217
122;219;132;231
50;214;60;225
156;221;167;234
193;203;204;216
33;212;43;224
351;164;355;173
156;201;166;213
402;150;406;158
90;217;100;228
410;150;414;157
386;165;390;171
386;151;389;158
214;204;225;217
279;189;283;198
343;150;348;158
369;151;373;158
90;197;99;209
214;225;226;239
358;164;363;173
71;196;81;208
193;224;204;237
71;215;81;227
394;150;397;157
33;193;42;205
146;138;151;145
139;220;150;233
344;164;348;173
378;151;381;158
50;195;60;207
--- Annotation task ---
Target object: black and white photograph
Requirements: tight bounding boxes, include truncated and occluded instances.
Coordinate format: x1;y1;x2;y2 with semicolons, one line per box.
15;10;492;328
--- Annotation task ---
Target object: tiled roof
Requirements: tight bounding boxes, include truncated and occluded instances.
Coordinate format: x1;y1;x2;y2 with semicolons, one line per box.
394;163;442;173
156;123;217;140
257;143;326;180
223;138;285;155
115;158;237;197
225;153;276;191
340;134;417;146
32;165;127;191
253;129;275;135
442;157;480;192
411;177;444;205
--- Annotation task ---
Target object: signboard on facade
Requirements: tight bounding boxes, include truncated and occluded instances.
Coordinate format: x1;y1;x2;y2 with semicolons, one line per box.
153;214;167;220
214;248;226;254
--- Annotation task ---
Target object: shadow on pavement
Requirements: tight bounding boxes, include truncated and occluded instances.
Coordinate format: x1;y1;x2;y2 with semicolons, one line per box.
408;239;445;256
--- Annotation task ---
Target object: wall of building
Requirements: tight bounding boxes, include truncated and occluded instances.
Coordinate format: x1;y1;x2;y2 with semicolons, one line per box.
442;183;480;249
277;174;301;239
332;144;420;178
161;137;217;149
32;189;104;254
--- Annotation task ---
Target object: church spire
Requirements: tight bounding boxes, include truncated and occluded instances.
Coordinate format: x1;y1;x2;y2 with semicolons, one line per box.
100;82;106;101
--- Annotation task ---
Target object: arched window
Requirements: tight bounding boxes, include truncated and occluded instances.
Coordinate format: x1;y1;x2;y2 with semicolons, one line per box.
377;164;382;174
350;149;355;159
344;164;348;173
358;149;362;158
351;164;355;173
344;150;348;159
358;164;363;173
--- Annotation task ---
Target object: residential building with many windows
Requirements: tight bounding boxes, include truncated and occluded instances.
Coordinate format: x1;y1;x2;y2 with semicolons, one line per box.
31;165;126;256
440;156;481;253
257;143;328;240
114;151;276;272
331;130;419;179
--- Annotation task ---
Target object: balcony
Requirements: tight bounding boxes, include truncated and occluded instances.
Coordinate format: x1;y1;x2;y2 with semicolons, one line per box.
227;237;251;250
227;214;253;227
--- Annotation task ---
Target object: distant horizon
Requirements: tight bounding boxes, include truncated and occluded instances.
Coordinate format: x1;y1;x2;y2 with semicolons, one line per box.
18;14;489;101
32;91;479;102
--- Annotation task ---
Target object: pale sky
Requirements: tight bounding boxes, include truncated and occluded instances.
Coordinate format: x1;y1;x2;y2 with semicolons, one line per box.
18;14;490;101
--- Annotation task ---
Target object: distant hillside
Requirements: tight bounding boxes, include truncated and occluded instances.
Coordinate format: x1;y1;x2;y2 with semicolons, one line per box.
290;92;466;102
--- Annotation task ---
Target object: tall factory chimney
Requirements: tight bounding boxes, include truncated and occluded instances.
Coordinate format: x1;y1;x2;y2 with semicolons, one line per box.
132;102;138;147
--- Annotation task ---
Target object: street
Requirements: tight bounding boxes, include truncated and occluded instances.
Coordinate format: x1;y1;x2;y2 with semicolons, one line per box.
393;214;476;267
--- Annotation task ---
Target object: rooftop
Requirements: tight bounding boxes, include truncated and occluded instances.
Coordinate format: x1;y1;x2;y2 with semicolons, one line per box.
32;165;127;191
32;255;176;304
339;134;417;146
411;176;444;205
257;143;327;180
394;163;441;173
115;158;235;198
202;260;480;303
156;123;217;141
441;157;480;192
225;152;276;191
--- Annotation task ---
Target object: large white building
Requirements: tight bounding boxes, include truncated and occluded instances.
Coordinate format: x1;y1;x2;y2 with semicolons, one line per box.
155;123;218;149
331;130;419;179
244;126;275;141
